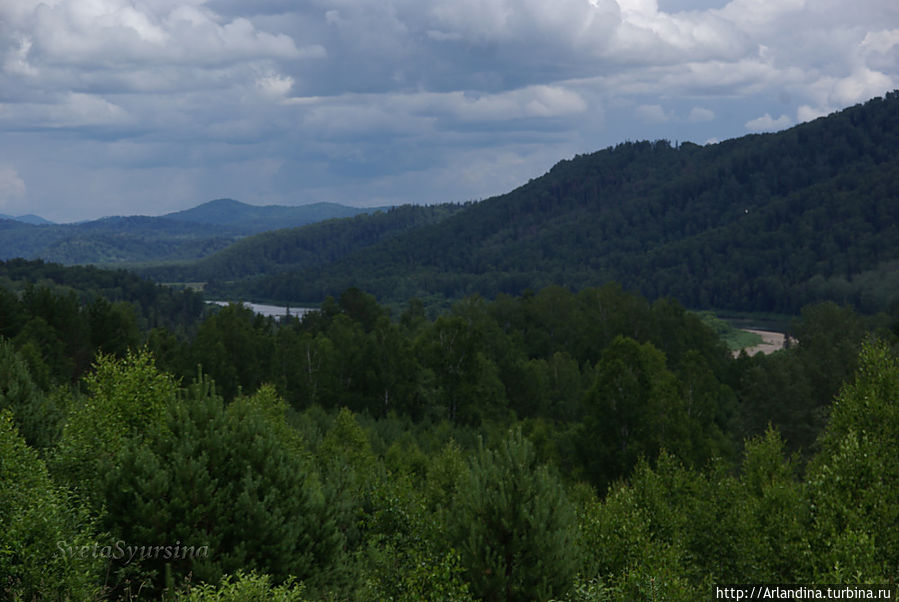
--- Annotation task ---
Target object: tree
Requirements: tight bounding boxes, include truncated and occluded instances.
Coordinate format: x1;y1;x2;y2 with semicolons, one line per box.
446;429;578;601
0;337;64;449
99;379;343;597
579;336;694;490
88;297;140;358
805;341;899;583
52;349;177;513
0;410;101;600
189;303;273;400
416;313;506;423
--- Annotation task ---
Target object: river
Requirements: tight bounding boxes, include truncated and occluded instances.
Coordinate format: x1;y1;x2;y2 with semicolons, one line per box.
209;301;316;320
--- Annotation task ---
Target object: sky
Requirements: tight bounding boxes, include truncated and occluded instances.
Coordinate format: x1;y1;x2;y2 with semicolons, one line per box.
1;0;897;222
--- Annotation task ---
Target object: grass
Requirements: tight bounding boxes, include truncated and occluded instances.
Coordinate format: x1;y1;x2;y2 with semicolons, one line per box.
693;310;764;351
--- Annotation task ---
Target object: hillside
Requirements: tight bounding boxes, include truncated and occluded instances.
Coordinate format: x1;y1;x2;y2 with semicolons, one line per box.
137;203;464;283
0;200;381;265
0;214;54;225
0;216;241;264
162;198;383;233
198;92;899;314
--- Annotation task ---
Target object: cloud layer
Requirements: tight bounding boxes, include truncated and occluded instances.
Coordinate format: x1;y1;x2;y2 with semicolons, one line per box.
1;0;897;220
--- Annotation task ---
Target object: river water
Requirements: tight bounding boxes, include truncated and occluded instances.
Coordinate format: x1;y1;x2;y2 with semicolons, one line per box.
209;300;316;320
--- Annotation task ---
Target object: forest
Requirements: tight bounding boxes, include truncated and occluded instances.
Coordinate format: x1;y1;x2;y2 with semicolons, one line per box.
2;258;898;600
146;91;899;316
0;200;382;266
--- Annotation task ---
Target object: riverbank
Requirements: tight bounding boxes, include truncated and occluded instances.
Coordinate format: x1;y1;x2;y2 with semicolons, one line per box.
732;329;791;357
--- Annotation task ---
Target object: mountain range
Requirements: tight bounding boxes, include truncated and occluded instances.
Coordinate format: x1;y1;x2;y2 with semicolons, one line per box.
0;200;384;265
6;92;899;316
172;91;899;315
0;214;54;225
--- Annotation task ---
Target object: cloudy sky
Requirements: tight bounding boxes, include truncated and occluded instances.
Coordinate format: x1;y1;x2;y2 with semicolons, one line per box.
1;0;897;222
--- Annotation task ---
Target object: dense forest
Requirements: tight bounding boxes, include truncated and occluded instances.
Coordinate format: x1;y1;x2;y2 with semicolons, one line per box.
147;91;899;315
138;203;465;284
2;259;898;600
0;200;382;265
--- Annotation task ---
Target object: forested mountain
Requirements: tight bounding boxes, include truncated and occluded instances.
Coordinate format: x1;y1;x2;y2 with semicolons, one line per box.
195;92;899;314
0;213;53;225
0;216;241;264
137;203;465;284
0;200;381;265
162;198;384;233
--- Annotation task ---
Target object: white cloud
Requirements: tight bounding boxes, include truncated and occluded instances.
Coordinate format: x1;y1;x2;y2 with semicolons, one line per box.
745;113;792;132
257;74;295;100
797;104;828;123
0;92;130;129
718;0;806;32
0;166;26;207
17;1;305;67
635;103;672;122
688;106;715;122
830;67;895;106
448;86;589;122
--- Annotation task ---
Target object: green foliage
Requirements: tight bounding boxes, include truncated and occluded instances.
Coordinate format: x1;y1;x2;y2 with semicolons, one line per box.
0;258;205;335
806;341;899;582
579;428;811;596
98;375;342;597
578;472;698;601
358;469;473;602
734;302;871;453
88;296;141;357
190;303;273;399
579;336;726;490
416;310;508;423
0;410;101;600
0;337;64;448
6;245;899;601
693;311;763;351
53;348;177;511
447;429;579;601
174;570;307;602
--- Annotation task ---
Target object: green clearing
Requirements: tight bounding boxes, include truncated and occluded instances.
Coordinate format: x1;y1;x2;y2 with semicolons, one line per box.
693;310;765;351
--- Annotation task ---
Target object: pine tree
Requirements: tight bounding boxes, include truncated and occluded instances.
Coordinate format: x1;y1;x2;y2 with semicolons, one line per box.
447;429;578;601
99;377;343;596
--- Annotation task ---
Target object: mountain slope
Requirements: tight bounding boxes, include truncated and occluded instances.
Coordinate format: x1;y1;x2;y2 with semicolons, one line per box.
163;199;384;233
137;203;465;283
0;214;54;225
201;91;899;314
0;216;241;264
0;200;382;265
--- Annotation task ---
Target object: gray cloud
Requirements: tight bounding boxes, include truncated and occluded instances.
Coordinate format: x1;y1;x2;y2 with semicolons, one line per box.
0;0;897;221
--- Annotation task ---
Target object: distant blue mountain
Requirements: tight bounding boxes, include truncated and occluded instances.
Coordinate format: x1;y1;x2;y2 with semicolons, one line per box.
0;213;54;225
0;199;387;265
162;199;385;233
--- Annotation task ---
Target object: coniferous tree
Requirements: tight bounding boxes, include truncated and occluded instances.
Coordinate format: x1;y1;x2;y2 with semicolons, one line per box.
99;376;343;597
447;429;578;601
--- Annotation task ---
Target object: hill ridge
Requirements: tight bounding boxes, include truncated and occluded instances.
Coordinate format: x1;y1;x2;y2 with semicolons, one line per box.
196;91;899;314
